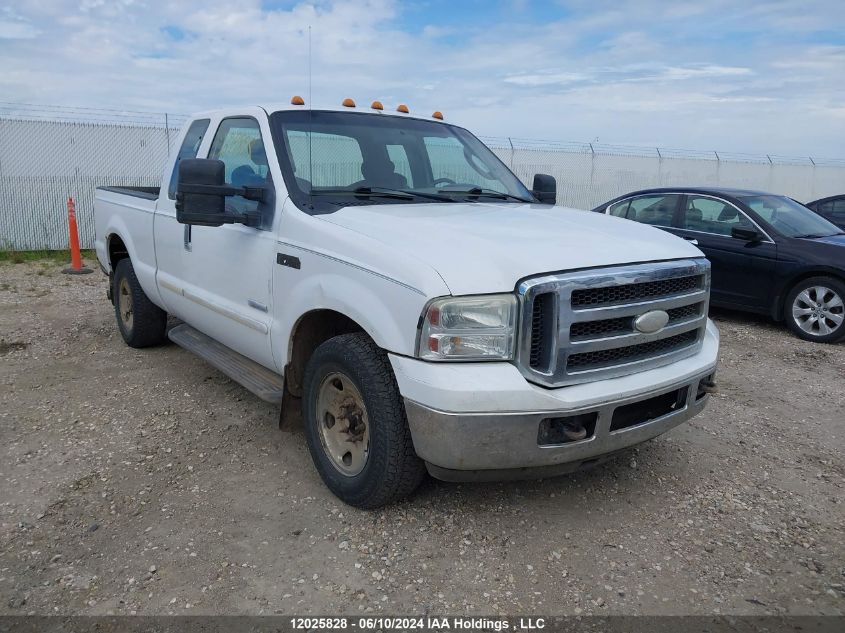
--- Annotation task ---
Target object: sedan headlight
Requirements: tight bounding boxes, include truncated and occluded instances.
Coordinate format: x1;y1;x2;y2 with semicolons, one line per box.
417;294;518;361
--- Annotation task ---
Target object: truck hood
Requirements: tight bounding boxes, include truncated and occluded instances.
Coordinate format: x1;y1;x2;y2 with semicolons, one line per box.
320;202;703;295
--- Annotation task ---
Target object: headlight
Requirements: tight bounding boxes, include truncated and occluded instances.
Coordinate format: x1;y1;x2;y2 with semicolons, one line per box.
417;294;518;361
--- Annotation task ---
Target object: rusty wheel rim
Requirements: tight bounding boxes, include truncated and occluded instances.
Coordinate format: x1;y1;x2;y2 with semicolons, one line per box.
315;372;370;476
118;277;134;331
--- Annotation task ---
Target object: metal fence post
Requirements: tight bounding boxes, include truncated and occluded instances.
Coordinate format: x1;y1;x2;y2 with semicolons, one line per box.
508;137;514;169
714;151;720;185
656;148;662;185
809;156;816;199
164;112;171;156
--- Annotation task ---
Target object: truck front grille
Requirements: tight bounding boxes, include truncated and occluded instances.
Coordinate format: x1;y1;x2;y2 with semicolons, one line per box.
567;330;699;371
516;260;710;387
570;275;702;308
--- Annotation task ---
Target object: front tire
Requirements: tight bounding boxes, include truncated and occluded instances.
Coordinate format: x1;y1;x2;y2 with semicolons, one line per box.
784;276;845;343
302;333;425;508
112;258;167;348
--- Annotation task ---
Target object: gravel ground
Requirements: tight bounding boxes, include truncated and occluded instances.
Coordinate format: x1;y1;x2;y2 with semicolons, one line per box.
1;260;843;616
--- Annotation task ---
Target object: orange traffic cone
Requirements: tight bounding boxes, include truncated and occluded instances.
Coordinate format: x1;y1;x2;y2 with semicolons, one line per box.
62;197;92;275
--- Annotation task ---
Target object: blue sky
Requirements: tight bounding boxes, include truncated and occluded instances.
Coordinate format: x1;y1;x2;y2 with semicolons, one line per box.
1;0;843;155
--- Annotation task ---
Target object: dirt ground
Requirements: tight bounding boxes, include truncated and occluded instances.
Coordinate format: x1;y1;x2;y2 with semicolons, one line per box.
1;259;843;616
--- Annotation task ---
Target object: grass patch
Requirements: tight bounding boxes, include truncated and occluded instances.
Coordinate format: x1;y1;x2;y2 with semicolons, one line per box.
0;249;96;264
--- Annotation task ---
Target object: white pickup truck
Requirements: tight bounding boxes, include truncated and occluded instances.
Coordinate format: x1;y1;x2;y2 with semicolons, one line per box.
94;99;719;508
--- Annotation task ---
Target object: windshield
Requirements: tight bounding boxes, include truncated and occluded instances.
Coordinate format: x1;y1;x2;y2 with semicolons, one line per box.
269;110;535;214
740;195;841;238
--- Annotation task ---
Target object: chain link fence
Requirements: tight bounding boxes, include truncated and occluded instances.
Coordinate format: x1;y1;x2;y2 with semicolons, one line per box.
480;137;845;212
1;104;844;251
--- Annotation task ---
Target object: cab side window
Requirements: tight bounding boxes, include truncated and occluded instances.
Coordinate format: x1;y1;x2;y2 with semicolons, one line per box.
682;196;753;236
626;195;679;226
168;119;210;200
207;117;274;228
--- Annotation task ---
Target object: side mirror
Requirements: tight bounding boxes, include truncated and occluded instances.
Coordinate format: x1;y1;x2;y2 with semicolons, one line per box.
731;227;762;242
532;174;556;205
176;158;265;227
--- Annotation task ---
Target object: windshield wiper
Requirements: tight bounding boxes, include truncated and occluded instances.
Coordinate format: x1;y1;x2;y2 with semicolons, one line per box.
439;186;534;203
794;232;843;239
312;187;454;202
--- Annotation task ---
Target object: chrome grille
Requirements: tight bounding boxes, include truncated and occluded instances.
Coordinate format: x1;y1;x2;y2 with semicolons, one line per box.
516;259;710;387
571;275;702;308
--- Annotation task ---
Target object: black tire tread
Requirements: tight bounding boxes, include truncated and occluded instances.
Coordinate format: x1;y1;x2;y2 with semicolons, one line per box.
113;258;167;348
784;275;845;344
303;332;425;508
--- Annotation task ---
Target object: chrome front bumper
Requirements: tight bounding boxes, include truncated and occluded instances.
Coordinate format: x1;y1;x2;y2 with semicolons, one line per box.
404;367;714;482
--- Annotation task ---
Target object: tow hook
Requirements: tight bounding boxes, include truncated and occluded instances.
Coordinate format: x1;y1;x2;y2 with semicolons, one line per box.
700;378;718;394
561;421;588;442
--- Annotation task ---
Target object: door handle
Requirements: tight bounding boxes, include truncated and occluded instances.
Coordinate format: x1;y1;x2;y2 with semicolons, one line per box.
683;237;699;245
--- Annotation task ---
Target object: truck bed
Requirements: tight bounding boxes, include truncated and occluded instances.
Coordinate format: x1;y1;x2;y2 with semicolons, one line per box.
97;186;160;200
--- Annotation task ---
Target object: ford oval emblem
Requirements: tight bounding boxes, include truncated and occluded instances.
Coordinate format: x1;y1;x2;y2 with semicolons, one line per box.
634;310;669;334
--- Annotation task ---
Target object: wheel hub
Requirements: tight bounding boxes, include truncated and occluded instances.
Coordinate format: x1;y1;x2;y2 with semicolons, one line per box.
316;373;370;476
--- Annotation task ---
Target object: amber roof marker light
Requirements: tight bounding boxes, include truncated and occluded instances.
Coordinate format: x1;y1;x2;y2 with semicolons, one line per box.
432;111;444;120
397;104;409;113
342;98;356;107
371;100;384;110
290;95;305;106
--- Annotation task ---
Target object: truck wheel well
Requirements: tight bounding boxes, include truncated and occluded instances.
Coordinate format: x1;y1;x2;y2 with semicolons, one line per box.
286;310;365;397
108;234;129;270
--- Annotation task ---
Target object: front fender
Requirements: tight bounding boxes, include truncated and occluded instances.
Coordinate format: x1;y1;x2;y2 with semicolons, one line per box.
273;267;432;367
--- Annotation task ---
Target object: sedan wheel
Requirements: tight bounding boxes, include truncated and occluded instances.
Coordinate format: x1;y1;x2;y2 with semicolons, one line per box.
786;277;845;343
792;285;844;336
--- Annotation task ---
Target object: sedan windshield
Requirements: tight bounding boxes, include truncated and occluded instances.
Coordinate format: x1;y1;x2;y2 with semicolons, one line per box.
740;195;842;238
269;110;535;214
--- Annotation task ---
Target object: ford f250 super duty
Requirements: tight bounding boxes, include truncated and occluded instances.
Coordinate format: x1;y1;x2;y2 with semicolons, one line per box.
94;98;719;508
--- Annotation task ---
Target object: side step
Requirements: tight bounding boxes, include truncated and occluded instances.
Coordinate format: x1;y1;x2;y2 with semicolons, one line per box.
168;324;285;404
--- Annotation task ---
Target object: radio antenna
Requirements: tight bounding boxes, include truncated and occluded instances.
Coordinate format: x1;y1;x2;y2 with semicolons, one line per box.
308;25;312;107
307;25;313;210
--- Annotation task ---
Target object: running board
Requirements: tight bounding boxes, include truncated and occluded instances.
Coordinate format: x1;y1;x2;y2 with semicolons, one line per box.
168;324;285;404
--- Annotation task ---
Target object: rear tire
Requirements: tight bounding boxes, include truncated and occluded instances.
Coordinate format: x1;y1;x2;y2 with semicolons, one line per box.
113;258;167;348
302;333;425;508
784;276;845;343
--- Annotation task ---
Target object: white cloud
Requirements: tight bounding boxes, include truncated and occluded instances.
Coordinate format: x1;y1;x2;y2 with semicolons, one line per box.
0;0;843;156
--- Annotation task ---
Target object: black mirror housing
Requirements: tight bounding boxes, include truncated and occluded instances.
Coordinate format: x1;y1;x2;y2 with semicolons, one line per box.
731;227;761;242
532;174;556;205
176;159;230;227
175;159;266;227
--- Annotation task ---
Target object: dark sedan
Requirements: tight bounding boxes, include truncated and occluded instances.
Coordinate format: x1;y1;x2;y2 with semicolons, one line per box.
806;195;845;230
592;187;845;343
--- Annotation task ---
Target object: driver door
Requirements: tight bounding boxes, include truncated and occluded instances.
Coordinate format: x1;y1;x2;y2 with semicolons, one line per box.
172;115;279;370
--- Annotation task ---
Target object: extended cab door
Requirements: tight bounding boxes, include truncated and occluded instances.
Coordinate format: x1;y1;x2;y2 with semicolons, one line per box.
155;111;280;371
673;194;778;309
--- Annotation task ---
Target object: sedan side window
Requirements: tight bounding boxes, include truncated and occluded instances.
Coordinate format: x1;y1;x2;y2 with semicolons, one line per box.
682;196;753;236
834;199;845;221
626;195;679;226
608;200;630;217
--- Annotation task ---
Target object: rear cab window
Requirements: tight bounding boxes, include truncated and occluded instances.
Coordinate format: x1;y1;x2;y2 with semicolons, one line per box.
168;119;210;199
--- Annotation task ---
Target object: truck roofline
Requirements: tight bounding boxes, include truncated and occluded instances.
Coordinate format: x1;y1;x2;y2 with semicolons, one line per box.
187;103;452;125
